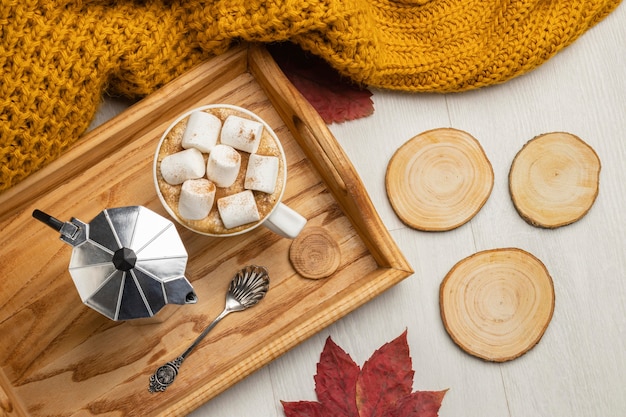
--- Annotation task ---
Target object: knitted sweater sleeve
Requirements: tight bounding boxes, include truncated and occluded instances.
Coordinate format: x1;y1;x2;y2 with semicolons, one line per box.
0;0;621;192
0;0;341;191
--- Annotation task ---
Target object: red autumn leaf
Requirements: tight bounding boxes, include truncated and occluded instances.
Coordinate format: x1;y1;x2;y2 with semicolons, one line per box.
388;390;449;417
314;337;360;416
281;331;447;417
281;400;329;417
355;330;414;417
269;42;374;124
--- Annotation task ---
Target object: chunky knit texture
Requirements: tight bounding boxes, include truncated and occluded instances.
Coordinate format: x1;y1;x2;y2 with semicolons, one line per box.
0;0;621;191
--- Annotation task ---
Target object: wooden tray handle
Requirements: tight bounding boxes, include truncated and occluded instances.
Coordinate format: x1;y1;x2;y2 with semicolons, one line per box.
247;45;347;194
247;44;409;271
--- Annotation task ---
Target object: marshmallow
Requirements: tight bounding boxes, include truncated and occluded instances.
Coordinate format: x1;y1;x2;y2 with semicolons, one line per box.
160;148;205;185
178;179;216;220
217;190;260;229
245;154;279;194
220;115;264;153
181;111;222;153
206;144;241;188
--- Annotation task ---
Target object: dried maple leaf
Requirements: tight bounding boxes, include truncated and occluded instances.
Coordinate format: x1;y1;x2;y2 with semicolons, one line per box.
315;337;360;416
268;42;374;124
281;331;447;417
282;401;328;417
355;331;414;416
389;391;449;417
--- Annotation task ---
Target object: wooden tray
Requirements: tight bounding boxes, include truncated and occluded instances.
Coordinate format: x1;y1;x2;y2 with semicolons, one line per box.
0;45;412;416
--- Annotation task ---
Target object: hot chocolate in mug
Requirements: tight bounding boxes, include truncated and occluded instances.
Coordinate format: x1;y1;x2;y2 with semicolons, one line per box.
153;104;306;238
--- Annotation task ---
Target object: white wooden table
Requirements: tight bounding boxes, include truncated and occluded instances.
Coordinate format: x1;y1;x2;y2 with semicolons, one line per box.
93;4;626;416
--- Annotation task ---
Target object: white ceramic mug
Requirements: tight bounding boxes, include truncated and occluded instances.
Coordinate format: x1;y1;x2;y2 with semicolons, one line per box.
153;104;306;238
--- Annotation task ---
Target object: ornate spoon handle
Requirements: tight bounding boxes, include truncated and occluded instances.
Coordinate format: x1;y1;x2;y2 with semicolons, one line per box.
148;309;229;393
148;265;269;393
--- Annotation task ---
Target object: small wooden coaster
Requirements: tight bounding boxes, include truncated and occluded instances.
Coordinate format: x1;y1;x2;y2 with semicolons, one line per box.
289;227;340;279
440;248;555;362
509;132;601;228
385;128;494;231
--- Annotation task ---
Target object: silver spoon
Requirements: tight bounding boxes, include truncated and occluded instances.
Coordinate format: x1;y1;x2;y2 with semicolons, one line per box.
149;265;270;393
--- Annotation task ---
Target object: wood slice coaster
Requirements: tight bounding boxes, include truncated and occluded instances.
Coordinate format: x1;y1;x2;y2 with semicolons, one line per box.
386;128;494;231
509;132;601;228
289;226;341;279
440;248;555;362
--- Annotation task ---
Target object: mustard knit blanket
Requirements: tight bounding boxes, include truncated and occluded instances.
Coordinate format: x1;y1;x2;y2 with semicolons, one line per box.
0;0;621;192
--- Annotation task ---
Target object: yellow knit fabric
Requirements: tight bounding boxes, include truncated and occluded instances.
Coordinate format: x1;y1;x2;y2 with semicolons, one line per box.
0;0;621;192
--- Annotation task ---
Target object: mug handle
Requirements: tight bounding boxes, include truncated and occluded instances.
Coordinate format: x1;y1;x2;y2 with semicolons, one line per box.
263;203;307;239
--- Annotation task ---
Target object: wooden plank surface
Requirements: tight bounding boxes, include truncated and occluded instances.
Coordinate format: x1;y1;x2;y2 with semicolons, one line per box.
0;46;411;417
